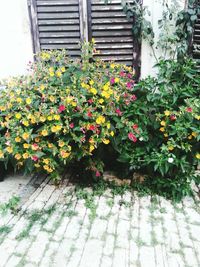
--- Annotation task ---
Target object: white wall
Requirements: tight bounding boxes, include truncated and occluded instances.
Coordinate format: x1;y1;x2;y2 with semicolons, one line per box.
0;0;33;80
140;0;186;78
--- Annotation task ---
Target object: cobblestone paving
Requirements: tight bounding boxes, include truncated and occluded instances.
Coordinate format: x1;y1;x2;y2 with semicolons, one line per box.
0;174;200;267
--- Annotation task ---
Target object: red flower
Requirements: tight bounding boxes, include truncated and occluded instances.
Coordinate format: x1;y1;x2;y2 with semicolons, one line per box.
89;125;96;131
132;124;138;130
170;114;176;121
87;111;92;118
95;171;101;177
186;107;192;113
58;105;65;113
32;156;38;162
128;132;137;142
115;108;122;116
69;123;74;129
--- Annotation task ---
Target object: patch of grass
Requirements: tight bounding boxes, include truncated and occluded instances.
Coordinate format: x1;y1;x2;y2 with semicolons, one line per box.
0;225;12;235
0;196;20;215
106;199;114;208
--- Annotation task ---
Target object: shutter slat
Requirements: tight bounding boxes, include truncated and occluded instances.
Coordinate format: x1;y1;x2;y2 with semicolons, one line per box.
37;6;79;12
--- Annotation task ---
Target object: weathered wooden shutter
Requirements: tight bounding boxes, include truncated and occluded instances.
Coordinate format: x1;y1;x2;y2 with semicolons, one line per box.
28;0;81;57
88;0;134;66
192;1;200;60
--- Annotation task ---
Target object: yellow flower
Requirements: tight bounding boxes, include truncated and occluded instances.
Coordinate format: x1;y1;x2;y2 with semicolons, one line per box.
89;80;94;85
15;136;21;142
15;154;22;160
40;116;46;122
188;135;193;140
35;137;40;143
90;88;97;95
99;98;104;104
15;113;22;120
49;96;55;102
47;115;53;121
31;117;36;124
66;96;73;104
68;145;72;151
168;146;174;151
96;115;105;125
110;131;114;137
61;67;65;72
49;67;54;72
41;129;48;136
160;121;166;126
89;145;95;153
43;165;49;171
54;114;60;120
195;115;200;120
26;98;32;105
22;153;29;159
101;91;110;99
111;63;115;69
58;140;65;147
51;125;62;133
196;153;200;159
115;77;120;83
48;143;53;148
34;163;40;168
164;133;168;137
0;151;4;158
71;101;77;107
164;110;170;116
160;127;165;132
6;147;13;153
56;71;62;77
43;159;50;165
103;139;110;145
49;72;54;77
60;150;71;158
22;133;30;140
47;167;53;173
16;98;22;103
40;84;45;91
22;120;29;127
192;132;198;137
103;84;109;91
23;143;30;149
91;38;95;44
107;123;111;129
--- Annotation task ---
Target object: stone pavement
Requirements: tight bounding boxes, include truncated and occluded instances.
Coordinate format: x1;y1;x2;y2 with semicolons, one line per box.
0;174;200;267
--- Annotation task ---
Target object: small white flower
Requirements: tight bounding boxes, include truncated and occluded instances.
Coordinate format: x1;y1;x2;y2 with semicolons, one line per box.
139;137;144;141
168;157;174;163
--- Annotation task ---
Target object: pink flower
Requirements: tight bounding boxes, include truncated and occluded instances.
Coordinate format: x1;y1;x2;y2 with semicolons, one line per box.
115;108;122;116
69;123;74;129
130;94;137;101
81;127;86;133
58;105;65;113
95;171;101;177
126;82;133;89
186;107;192;113
88;99;93;104
128;132;137;142
119;71;125;77
110;77;115;85
32;156;38;162
127;73;132;79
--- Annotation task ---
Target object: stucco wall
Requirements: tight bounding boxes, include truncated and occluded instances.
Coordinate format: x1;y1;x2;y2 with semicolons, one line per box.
0;0;33;80
0;0;186;80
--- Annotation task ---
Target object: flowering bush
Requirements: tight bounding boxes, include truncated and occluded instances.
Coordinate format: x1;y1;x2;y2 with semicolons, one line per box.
0;42;199;199
0;43;138;180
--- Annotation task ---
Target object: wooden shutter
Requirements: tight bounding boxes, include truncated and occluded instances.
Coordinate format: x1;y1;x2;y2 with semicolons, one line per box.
192;1;200;60
28;0;81;57
88;0;134;66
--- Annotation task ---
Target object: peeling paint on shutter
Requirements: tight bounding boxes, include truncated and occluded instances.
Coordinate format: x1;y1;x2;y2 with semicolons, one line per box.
88;0;135;66
29;0;81;56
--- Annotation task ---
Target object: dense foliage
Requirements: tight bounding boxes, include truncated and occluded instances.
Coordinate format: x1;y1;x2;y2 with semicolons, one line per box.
0;43;199;200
